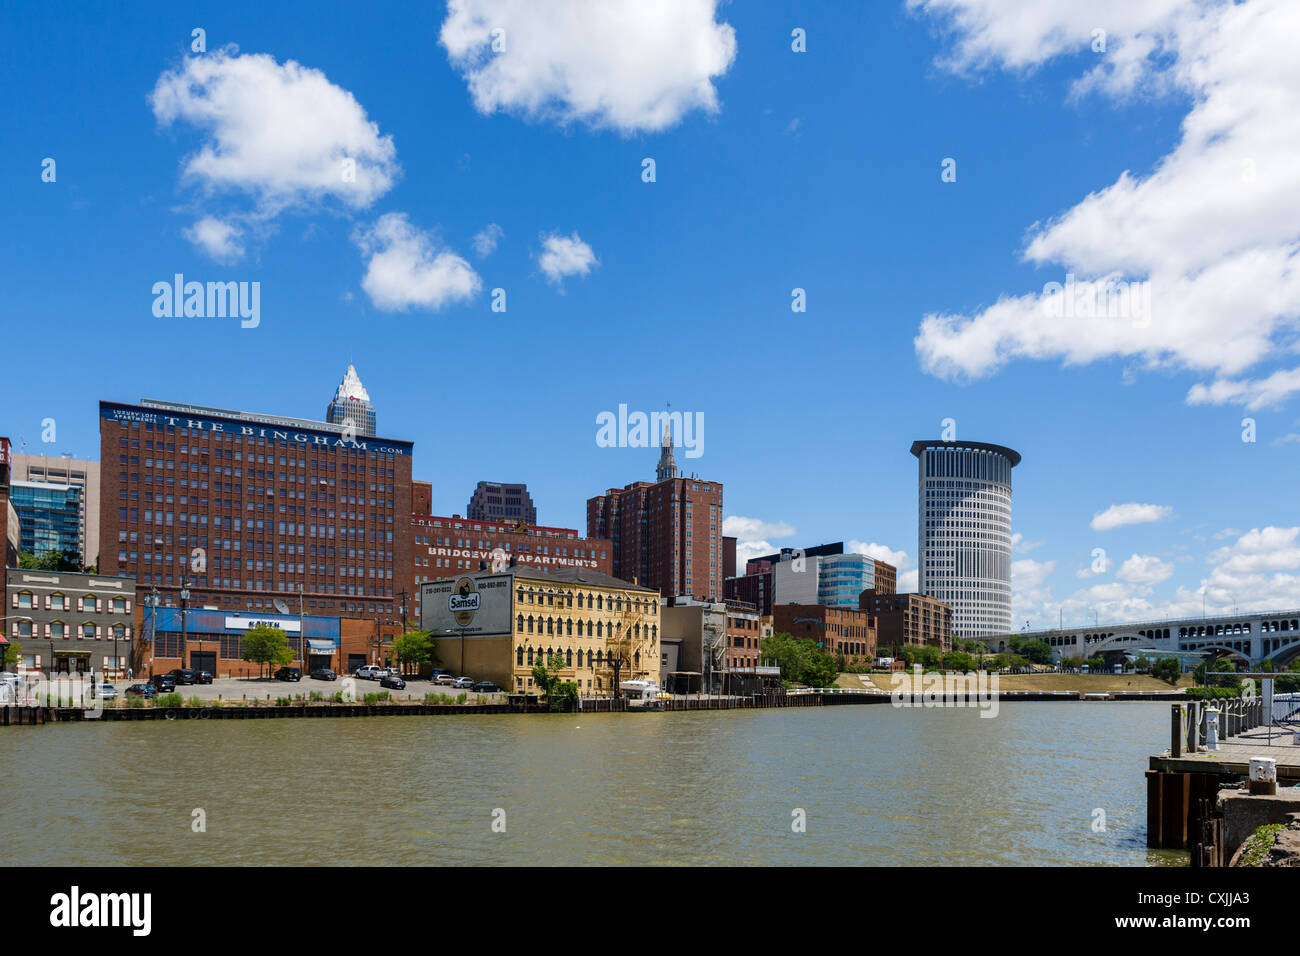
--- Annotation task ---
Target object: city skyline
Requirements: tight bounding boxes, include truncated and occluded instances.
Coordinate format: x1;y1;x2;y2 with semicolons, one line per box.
4;1;1299;633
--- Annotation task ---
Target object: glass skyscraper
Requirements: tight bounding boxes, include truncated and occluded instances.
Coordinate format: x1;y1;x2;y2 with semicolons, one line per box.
326;363;376;437
9;480;84;560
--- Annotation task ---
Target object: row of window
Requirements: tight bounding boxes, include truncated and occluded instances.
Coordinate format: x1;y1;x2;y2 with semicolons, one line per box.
12;592;129;613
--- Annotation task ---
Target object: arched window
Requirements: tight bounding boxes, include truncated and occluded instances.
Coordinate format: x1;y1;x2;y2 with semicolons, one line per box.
527;646;535;665
517;614;524;633
596;595;603;610
596;621;603;637
586;649;593;668
565;648;573;666
566;619;573;636
517;588;524;603
577;592;584;609
81;622;95;640
50;592;67;611
516;645;524;666
596;650;604;667
547;617;554;635
527;616;534;634
652;624;657;639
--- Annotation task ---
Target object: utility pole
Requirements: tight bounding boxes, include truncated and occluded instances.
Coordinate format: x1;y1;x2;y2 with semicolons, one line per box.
180;575;191;669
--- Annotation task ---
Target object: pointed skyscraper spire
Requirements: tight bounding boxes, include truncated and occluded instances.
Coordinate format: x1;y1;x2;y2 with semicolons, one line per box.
656;410;677;483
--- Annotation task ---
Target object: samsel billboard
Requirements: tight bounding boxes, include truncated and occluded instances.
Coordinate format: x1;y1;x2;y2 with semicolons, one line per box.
420;574;513;638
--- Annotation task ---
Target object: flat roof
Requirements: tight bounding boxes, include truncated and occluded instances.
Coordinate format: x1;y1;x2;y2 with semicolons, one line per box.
910;440;1021;467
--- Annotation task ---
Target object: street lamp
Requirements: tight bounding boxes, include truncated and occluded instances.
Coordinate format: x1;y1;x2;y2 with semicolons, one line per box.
179;576;191;669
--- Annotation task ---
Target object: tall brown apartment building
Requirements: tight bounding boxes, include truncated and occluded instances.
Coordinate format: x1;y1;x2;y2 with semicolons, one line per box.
99;399;413;624
586;433;722;602
773;603;876;666
860;588;954;653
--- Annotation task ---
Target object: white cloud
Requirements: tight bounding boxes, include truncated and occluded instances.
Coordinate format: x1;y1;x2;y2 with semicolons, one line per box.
1116;553;1175;586
183;216;245;263
1187;367;1300;412
150;49;399;218
353;213;481;312
910;0;1300;407
724;516;796;540
536;231;598;287
899;569;919;592
1090;503;1173;532
723;516;796;573
472;223;504;257
439;0;737;133
1010;532;1042;553
847;541;910;570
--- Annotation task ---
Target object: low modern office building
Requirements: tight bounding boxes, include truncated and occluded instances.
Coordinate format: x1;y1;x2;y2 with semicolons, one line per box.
9;480;84;562
6;569;136;677
11;453;100;567
772;603;877;665
420;566;660;697
860;588;954;653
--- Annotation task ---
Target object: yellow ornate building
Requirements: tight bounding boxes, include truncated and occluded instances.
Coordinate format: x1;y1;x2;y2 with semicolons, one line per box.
424;567;661;696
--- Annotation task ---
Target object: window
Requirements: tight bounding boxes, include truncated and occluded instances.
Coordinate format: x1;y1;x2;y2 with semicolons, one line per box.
17;591;32;609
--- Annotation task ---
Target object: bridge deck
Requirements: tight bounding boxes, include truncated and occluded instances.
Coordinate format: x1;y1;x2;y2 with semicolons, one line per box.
1151;723;1300;780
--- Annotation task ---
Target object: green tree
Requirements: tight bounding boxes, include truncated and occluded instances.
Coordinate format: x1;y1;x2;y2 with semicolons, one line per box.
1193;656;1240;689
531;652;576;711
393;630;436;675
1151;657;1182;685
762;632;840;687
241;624;294;677
1;638;20;670
18;549;83;572
1018;639;1053;665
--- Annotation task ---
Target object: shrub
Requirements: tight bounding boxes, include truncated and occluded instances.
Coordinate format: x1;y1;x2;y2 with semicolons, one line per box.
156;693;183;708
186;696;204;708
309;690;323;702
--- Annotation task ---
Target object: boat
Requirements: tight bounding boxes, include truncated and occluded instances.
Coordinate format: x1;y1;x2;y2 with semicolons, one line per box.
619;678;664;710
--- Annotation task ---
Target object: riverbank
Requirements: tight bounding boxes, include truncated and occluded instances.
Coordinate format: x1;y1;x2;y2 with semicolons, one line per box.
849;671;1194;694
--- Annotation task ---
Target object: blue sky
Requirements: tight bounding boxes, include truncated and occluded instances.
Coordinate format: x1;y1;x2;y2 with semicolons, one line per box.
3;0;1298;628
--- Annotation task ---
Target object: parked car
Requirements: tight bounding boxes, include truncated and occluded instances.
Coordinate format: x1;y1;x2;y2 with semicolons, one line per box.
353;665;383;680
193;671;214;685
125;683;158;697
379;674;406;690
429;669;451;681
96;683;118;701
373;667;395;679
309;668;337;681
168;668;198;685
450;676;474;689
434;673;458;686
472;681;503;693
274;666;301;682
148;674;176;692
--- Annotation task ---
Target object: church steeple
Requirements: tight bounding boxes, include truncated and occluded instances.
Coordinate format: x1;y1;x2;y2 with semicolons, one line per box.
656;417;677;483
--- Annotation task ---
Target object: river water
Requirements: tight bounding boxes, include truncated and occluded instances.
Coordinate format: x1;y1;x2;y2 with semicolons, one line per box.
0;702;1184;866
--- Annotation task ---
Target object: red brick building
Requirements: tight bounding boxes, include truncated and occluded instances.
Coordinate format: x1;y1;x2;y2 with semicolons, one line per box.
99;399;413;625
773;603;877;665
725;599;761;670
587;433;722;602
860;588;954;653
410;513;611;618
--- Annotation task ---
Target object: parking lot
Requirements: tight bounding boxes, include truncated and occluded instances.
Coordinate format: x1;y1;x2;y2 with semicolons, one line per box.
132;673;505;703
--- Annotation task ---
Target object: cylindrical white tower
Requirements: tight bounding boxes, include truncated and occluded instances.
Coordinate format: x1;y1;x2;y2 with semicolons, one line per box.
911;440;1021;639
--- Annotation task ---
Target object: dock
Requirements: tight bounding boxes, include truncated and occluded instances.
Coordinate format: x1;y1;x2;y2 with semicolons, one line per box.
1146;697;1300;858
